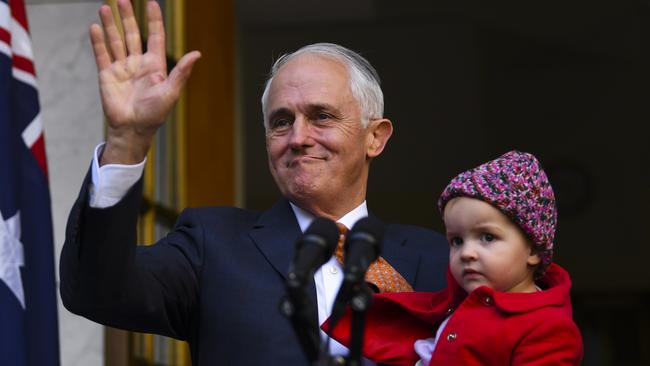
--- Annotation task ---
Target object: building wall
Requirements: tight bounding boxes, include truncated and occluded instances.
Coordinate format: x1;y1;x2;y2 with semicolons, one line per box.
27;1;104;365
240;1;650;293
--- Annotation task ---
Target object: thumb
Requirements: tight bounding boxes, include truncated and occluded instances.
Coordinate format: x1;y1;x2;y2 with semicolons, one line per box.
166;50;202;96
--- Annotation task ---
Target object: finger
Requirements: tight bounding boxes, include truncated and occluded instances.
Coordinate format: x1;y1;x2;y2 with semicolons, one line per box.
89;23;112;71
145;1;166;66
117;0;142;55
99;4;126;61
166;51;202;97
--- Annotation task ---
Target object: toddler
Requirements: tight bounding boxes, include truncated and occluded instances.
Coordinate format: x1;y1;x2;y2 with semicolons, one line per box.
328;151;583;365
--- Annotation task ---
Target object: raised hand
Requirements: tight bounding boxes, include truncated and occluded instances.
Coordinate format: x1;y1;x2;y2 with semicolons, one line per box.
90;0;201;165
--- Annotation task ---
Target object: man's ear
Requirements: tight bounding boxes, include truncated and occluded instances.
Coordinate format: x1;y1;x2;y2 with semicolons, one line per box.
366;118;393;158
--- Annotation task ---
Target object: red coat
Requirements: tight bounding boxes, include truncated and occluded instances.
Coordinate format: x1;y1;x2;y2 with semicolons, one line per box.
327;263;583;366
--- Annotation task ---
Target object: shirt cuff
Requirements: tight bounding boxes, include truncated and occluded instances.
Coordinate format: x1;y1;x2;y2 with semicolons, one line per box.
89;143;146;208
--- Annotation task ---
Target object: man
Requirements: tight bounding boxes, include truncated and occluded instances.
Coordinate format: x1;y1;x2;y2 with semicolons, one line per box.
60;1;448;364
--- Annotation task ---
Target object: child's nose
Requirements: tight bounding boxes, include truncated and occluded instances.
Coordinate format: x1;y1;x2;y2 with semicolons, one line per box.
459;242;478;261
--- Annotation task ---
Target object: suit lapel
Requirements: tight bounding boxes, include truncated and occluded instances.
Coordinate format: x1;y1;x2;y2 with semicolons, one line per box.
380;224;421;287
248;199;319;326
248;199;301;281
248;202;422;293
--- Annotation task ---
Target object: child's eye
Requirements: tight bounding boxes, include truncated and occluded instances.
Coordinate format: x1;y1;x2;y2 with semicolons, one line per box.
481;233;495;242
449;237;463;247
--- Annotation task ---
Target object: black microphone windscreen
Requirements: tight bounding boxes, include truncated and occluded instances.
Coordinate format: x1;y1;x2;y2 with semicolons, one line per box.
300;217;339;255
346;216;384;255
288;217;339;289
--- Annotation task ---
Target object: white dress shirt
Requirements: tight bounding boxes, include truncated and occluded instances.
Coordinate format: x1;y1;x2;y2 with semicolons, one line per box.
89;143;374;365
89;144;146;208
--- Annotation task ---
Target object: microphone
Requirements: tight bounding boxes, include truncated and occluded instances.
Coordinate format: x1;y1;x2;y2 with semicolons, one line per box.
281;217;338;364
328;216;384;330
286;217;339;290
342;216;383;285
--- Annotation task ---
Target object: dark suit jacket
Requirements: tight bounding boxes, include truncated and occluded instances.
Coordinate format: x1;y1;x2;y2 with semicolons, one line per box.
60;174;449;365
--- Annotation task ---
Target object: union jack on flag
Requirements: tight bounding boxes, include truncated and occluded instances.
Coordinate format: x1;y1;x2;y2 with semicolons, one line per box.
1;0;59;364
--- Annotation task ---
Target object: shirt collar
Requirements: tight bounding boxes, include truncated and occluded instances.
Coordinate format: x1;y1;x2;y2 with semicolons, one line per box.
289;201;369;233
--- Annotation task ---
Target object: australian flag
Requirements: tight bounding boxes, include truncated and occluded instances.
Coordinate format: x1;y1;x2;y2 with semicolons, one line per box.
1;0;60;365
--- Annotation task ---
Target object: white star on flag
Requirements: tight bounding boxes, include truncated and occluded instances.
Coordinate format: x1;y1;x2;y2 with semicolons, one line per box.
0;210;25;309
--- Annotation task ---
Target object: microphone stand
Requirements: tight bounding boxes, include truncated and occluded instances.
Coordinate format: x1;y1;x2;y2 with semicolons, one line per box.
280;278;321;364
325;279;374;366
279;217;343;365
281;287;352;366
344;283;373;366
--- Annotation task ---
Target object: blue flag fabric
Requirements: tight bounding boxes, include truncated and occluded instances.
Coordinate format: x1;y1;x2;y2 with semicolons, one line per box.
0;0;60;364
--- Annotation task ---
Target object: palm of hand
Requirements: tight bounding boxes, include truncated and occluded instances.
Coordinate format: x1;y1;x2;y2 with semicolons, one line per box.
90;0;200;164
99;53;171;135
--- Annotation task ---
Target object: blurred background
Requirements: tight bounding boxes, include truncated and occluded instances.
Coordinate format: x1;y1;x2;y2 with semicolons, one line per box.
26;0;648;365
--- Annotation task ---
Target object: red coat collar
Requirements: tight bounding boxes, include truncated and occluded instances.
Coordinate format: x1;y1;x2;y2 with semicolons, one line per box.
489;263;573;314
326;263;574;366
370;263;573;326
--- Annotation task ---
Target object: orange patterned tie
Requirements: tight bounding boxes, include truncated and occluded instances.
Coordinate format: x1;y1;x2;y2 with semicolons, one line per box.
334;223;413;293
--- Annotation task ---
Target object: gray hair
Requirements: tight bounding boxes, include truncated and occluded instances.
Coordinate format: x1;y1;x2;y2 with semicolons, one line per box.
260;43;384;129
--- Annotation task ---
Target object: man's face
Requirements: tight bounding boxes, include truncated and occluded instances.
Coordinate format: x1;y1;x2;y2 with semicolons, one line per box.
264;54;387;218
444;197;541;294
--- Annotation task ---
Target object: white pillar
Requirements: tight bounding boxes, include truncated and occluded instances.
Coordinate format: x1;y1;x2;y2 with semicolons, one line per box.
27;2;104;366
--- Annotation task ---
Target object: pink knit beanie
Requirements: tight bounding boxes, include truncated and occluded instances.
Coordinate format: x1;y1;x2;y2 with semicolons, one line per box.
438;151;556;270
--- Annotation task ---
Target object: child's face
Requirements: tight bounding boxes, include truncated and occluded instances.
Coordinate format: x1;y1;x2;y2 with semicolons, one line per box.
443;197;541;294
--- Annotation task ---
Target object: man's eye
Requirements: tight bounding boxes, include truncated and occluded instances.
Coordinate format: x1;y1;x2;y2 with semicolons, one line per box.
271;119;291;128
482;233;495;242
317;113;331;120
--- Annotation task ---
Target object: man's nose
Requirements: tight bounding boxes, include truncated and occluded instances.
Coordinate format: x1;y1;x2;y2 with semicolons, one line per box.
288;117;314;148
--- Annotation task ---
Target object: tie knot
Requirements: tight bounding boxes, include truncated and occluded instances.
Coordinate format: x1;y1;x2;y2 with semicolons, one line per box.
336;222;348;237
334;223;348;265
333;221;413;293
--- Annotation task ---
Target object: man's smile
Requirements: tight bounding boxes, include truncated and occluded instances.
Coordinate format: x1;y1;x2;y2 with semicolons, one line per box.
286;155;327;167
